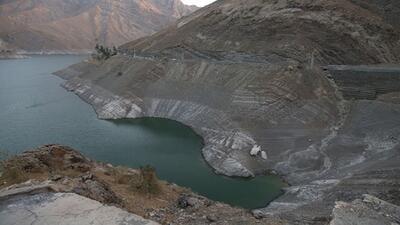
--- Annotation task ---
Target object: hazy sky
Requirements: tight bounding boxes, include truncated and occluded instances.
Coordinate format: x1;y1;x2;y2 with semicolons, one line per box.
181;0;216;7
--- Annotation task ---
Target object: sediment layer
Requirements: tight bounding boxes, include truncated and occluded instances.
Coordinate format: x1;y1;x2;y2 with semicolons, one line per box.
55;56;340;178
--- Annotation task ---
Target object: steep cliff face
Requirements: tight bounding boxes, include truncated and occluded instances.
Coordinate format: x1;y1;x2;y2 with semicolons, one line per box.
55;0;400;223
0;0;197;52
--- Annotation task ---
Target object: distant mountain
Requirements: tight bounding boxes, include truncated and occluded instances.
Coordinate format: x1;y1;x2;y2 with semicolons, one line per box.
0;0;198;52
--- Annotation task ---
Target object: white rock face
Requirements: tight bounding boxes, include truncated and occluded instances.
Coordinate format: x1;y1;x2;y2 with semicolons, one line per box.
261;151;268;160
250;145;261;156
0;192;159;225
250;146;268;160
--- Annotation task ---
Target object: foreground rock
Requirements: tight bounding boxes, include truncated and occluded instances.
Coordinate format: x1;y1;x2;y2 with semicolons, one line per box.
0;192;159;225
0;145;283;225
1;145;399;224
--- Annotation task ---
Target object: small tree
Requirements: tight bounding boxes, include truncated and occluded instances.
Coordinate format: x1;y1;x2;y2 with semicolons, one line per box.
94;44;118;60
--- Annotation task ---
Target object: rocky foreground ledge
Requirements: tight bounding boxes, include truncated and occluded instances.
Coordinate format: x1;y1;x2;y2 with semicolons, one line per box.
0;145;282;225
1;145;399;225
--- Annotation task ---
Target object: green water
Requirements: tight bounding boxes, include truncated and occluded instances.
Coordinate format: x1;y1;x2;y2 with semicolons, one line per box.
0;56;284;209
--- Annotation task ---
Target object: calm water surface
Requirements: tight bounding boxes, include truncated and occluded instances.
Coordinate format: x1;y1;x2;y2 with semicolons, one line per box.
0;56;284;208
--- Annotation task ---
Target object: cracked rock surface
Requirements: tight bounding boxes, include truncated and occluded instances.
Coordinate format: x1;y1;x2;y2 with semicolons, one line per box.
0;192;159;225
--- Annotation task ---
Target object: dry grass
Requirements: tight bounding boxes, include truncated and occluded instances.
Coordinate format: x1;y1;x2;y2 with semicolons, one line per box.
0;152;29;186
0;149;48;187
0;167;26;184
109;165;161;195
95;166;185;221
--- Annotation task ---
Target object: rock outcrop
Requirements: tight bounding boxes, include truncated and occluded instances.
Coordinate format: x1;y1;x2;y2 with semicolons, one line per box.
0;0;198;52
330;195;400;225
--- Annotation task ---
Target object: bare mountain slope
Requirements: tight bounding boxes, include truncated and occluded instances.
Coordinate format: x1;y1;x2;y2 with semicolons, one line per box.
0;0;197;52
124;0;400;65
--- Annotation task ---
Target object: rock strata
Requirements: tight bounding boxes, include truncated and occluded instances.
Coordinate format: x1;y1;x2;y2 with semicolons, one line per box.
325;65;400;100
55;58;340;178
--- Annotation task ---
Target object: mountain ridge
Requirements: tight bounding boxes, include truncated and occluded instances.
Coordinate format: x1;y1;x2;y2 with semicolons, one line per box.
0;0;198;52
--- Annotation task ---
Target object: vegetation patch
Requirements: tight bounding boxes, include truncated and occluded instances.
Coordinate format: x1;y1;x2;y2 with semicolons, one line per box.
0;150;29;186
94;44;118;60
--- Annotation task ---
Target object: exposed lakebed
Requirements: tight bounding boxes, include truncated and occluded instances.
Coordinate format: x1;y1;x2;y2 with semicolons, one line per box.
0;56;284;208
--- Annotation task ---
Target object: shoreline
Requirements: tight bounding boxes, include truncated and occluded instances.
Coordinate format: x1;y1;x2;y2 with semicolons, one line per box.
0;51;90;60
54;69;259;178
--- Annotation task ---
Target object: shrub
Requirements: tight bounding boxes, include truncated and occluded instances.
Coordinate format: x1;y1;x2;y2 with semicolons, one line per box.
129;165;160;195
0;150;28;185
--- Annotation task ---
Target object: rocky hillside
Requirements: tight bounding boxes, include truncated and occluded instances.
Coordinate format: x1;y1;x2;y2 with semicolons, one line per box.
55;0;400;224
124;0;400;65
0;0;197;52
